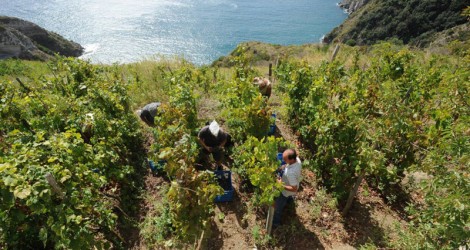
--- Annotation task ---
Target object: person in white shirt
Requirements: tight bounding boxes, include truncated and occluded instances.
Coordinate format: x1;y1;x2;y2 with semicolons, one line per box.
273;149;302;227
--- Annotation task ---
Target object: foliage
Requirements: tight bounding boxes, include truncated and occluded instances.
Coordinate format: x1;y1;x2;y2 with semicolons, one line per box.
277;45;427;198
140;198;173;246
0;59;29;76
251;225;272;246
223;94;271;143
275;43;469;247
309;188;338;221
0;39;468;249
325;0;470;46
464;6;470;19
221;47;272;143
146;67;223;244
0;58;144;249
165;170;222;242
166;67;200;131
233;136;286;206
395;53;469;249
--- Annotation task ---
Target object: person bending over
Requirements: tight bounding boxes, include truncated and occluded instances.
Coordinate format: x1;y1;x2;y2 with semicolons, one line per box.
137;102;161;126
197;120;229;170
253;77;272;98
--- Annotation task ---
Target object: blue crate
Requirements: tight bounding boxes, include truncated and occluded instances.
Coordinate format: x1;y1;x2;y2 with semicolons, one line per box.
268;113;277;135
148;159;166;173
268;124;276;135
214;170;234;203
277;152;286;165
148;160;157;172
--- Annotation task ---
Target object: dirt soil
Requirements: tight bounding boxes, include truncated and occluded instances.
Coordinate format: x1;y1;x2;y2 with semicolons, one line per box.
208;179;254;250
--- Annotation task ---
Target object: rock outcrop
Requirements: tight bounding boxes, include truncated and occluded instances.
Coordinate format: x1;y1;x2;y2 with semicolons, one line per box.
338;0;370;14
0;16;83;60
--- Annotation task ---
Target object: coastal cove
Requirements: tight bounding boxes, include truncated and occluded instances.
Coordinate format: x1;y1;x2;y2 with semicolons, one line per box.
0;0;347;65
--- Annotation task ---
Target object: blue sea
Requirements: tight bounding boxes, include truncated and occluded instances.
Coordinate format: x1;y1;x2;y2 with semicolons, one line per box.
0;0;347;64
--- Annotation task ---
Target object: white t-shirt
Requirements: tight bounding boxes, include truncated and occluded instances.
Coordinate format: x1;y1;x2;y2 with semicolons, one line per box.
281;157;302;197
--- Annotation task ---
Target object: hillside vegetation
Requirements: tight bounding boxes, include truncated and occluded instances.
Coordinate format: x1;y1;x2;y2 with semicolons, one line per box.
0;40;468;249
325;0;470;47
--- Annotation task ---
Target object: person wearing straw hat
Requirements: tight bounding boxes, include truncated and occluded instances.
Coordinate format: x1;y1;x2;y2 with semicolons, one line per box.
253;77;272;98
197;120;229;170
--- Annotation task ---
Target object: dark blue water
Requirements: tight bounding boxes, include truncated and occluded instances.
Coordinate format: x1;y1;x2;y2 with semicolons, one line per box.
0;0;347;64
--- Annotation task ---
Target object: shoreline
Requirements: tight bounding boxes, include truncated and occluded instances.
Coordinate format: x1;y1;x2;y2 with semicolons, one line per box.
73;40;331;67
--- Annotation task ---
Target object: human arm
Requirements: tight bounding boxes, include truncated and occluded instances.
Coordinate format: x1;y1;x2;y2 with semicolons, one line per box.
198;127;214;152
277;164;301;192
219;136;227;148
266;84;272;97
284;184;298;192
277;177;298;192
198;137;213;152
276;164;286;177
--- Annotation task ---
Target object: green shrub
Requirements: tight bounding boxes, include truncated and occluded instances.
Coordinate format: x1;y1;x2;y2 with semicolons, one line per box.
0;58;144;249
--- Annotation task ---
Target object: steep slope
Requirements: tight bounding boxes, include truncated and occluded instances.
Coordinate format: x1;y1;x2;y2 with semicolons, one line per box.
0;16;83;60
338;0;370;14
325;0;470;46
429;22;470;48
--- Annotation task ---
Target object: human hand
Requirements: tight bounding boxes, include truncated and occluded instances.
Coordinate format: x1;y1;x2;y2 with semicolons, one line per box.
277;177;283;184
276;167;283;176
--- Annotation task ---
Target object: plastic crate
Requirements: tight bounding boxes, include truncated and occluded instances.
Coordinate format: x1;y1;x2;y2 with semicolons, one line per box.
148;159;166;174
214;170;234;202
268;113;277;135
268;124;276;135
277;153;286;165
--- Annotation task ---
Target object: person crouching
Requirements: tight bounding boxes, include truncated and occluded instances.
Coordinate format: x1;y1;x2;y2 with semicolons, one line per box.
197;120;229;170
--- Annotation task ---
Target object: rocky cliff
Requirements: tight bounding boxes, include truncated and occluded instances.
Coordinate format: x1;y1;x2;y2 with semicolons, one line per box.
0;16;83;60
338;0;370;14
326;0;469;46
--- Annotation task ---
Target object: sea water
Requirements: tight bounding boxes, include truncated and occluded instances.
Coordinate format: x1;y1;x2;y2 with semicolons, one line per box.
0;0;347;64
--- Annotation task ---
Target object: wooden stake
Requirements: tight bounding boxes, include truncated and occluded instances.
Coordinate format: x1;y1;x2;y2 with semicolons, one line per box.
45;173;64;199
331;44;341;62
195;230;205;250
16;78;48;110
342;170;365;216
266;205;275;235
268;63;273;79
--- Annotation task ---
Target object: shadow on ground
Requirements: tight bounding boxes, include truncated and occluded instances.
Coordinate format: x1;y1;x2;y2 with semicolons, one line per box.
204;190;251;250
272;202;325;250
343;200;387;248
118;129;151;248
